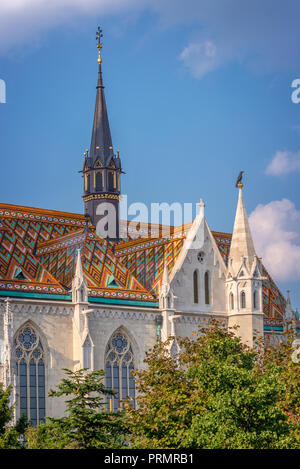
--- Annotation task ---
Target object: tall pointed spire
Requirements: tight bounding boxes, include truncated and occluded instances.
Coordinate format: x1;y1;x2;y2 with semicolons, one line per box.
82;27;122;238
229;183;256;274
90;26;114;167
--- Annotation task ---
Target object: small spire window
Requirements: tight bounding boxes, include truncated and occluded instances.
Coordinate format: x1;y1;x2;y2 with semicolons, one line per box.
95;171;103;191
85;174;90;193
108;171;114;191
230;292;234;310
253;290;258;309
205;271;210;305
193;270;199;304
241;291;246;309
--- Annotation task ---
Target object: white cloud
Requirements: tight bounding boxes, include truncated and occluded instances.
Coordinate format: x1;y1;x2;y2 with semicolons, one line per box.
179;41;220;78
1;0;300;77
249;199;300;282
265;150;300;176
0;0;146;52
153;0;300;73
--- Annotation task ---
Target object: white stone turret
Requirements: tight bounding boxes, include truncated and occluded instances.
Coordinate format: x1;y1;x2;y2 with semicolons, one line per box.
72;248;88;304
159;261;174;311
72;248;93;370
226;184;264;347
284;291;296;333
3;298;16;422
3;298;13;389
159;260;176;343
228;185;256;275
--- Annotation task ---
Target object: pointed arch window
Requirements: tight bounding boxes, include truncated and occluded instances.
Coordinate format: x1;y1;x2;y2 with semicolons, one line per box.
15;324;45;426
105;330;135;411
205;271;210;305
230;292;234;310
193;270;199;304
241;291;246;309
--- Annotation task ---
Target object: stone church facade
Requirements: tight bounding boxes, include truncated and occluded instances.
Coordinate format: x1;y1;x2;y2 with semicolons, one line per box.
0;34;299;424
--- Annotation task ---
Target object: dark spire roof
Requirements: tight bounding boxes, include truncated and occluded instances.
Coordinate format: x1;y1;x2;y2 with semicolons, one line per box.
89;60;114;167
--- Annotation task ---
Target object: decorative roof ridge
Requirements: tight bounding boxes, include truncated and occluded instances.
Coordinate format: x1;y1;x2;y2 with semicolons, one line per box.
116;229;233;253
212;230;232;238
116;231;188;252
0;278;68;294
116;236;173;252
0;203;87;220
36;228;86;251
120;219;175;231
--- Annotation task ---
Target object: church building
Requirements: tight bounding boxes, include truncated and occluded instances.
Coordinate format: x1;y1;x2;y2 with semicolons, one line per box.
0;31;299;425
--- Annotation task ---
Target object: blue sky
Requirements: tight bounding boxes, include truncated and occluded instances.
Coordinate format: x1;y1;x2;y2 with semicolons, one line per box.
0;0;300;309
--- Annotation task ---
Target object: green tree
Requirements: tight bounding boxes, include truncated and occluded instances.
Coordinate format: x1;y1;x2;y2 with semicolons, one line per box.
124;339;194;449
26;368;126;449
0;383;27;449
126;321;298;449
262;326;300;446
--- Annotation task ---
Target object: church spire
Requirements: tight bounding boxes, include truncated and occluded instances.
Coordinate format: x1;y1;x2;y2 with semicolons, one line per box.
229;182;256;274
89;26;114;167
82;27;122;239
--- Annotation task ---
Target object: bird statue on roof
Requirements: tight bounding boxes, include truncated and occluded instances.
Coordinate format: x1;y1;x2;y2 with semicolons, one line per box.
235;170;244;187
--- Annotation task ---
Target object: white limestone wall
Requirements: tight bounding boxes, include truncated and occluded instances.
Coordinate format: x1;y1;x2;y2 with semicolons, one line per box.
172;313;227;341
0;299;159;419
87;307;158;371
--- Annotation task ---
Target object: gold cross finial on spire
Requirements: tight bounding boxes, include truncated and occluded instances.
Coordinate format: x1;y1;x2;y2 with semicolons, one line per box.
96;26;103;64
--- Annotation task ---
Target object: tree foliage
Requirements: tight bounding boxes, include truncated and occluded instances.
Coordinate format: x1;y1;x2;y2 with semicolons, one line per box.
261;326;300;445
0;383;27;449
2;321;299;449
125;321;299;449
26;369;126;449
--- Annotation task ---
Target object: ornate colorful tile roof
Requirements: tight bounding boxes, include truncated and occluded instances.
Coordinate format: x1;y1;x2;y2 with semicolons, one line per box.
115;235;185;293
0;203;290;316
0;204;155;303
0;211;69;296
36;229;155;302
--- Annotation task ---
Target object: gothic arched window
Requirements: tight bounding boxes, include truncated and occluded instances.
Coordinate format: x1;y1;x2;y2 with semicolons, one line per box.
15;324;45;426
193;270;199;304
230;292;234;310
205;271;210;305
241;291;246;309
105;330;135;411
